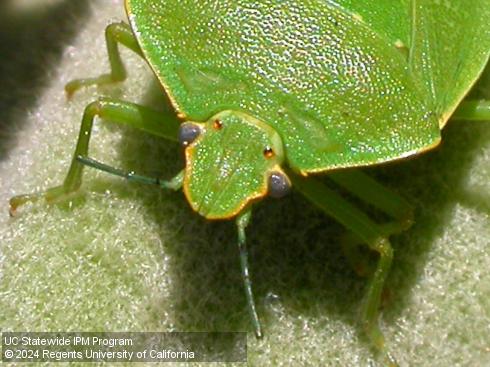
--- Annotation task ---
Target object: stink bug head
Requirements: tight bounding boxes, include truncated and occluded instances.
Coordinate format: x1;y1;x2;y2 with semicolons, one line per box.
182;110;290;219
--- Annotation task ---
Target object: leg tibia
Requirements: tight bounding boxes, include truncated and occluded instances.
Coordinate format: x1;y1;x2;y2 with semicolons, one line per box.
65;22;142;97
360;238;393;351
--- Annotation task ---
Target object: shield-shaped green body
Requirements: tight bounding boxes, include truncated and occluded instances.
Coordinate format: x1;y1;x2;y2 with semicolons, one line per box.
125;0;489;220
127;0;444;176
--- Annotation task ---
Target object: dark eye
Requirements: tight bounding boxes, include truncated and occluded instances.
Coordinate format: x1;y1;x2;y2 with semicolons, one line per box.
179;123;201;147
213;119;223;130
268;171;291;198
263;146;274;158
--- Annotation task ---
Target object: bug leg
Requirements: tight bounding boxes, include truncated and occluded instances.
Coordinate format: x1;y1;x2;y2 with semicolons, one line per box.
236;210;263;338
452;99;490;121
341;232;375;277
290;173;394;352
328;170;414;231
359;238;393;351
65;22;142;98
328;169;413;280
341;221;408;281
9;98;180;215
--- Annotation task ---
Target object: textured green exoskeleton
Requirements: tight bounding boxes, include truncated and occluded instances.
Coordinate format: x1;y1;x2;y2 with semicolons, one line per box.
9;0;490;362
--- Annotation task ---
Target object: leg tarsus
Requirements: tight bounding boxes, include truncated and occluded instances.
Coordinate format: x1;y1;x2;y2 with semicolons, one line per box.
9;186;71;216
236;210;263;338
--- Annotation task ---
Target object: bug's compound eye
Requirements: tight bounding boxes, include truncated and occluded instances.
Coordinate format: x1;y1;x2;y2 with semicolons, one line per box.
179;123;202;147
263;146;275;159
213;119;223;130
268;171;291;199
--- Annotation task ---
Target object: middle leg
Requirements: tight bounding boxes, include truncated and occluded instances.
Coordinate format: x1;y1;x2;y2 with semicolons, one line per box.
65;22;143;97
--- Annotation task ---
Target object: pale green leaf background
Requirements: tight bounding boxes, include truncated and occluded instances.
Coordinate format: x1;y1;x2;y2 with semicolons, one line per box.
0;1;489;366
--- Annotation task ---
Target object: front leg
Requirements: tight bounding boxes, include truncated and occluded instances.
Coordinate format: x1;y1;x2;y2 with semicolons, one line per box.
10;98;180;214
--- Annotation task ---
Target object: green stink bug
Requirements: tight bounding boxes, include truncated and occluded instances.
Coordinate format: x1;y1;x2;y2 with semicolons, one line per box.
5;0;490;364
